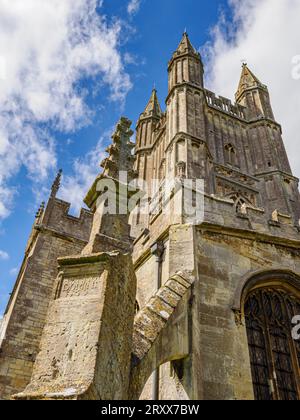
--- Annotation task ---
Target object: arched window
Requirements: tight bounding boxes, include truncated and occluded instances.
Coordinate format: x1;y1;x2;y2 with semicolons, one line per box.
245;286;300;400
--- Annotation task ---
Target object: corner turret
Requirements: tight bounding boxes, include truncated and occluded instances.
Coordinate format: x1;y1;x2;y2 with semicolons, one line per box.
168;32;204;92
236;64;274;120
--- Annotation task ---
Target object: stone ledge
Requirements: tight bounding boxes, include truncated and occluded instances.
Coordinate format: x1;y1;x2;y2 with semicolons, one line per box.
57;251;120;266
197;222;300;248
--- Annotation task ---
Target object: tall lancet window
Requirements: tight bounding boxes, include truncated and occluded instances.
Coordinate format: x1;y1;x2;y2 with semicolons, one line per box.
224;143;236;166
245;286;300;400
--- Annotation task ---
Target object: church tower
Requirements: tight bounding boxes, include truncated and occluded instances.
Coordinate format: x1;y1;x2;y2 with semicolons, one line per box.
166;33;212;185
236;64;300;220
136;89;162;183
1;32;300;402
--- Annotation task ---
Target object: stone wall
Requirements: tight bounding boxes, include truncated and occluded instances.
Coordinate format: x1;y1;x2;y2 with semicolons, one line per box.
0;198;92;400
133;215;300;400
194;225;300;400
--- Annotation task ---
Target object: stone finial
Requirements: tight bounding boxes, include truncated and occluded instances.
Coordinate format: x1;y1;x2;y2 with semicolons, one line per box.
272;209;279;223
100;117;136;181
51;169;63;198
83;117;138;255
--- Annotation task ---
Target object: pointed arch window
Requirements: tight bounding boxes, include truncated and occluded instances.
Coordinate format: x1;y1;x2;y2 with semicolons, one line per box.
245;286;300;400
224;143;236;166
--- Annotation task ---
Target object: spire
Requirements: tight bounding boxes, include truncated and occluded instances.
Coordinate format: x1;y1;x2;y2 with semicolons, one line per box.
235;64;274;120
176;32;198;56
50;169;62;198
236;64;267;101
140;89;162;120
168;32;204;91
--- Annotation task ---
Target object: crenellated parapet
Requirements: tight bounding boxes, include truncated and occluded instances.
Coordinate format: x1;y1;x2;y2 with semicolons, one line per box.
205;90;247;120
38;198;93;243
200;193;300;244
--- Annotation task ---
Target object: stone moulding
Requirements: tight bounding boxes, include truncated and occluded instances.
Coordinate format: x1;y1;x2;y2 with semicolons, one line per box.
231;267;300;325
197;222;300;249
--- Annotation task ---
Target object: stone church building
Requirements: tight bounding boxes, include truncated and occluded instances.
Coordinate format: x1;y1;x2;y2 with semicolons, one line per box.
0;33;300;400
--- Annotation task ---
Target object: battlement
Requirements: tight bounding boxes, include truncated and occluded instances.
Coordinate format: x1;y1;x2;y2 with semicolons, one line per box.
205;89;247;120
199;194;300;244
41;198;93;243
132;184;300;266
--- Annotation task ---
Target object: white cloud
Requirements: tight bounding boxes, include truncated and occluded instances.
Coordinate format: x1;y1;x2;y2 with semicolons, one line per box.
124;52;138;65
205;0;300;178
59;130;111;214
0;0;132;220
127;0;141;16
0;250;9;260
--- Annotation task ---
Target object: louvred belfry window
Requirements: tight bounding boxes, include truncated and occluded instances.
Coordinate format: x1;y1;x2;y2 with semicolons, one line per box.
245;287;300;400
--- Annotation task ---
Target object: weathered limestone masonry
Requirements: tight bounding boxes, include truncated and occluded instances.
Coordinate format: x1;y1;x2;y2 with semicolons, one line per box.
15;118;138;400
131;33;300;400
1;33;300;400
0;173;93;400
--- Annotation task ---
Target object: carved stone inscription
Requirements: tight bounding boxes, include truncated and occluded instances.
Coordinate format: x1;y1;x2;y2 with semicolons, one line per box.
60;276;103;298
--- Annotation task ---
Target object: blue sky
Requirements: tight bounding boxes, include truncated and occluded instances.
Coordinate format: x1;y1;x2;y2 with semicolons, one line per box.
1;0;300;315
0;0;230;314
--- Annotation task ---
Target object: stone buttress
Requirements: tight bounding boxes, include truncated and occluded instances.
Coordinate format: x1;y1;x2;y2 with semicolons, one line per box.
15;118;138;400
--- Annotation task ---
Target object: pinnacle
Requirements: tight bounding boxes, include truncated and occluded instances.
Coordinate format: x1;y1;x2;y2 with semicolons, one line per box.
141;89;162;119
50;169;62;198
236;64;267;100
176;32;198;55
100;117;136;180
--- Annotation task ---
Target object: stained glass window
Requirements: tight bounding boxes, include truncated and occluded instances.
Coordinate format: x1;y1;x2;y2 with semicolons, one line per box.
245;287;300;400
